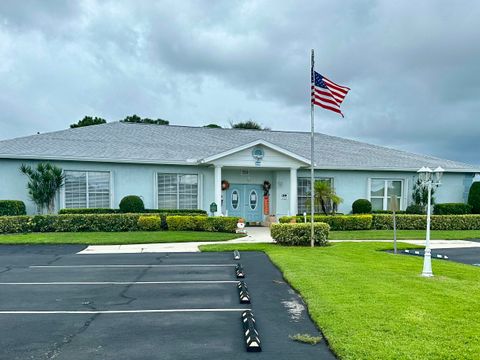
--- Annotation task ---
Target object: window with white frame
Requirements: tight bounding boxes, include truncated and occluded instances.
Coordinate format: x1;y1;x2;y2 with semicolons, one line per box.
370;179;403;211
297;177;333;214
64;171;111;208
157;173;198;209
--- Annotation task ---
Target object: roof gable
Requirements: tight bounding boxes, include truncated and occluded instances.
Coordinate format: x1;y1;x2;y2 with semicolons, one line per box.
200;140;310;167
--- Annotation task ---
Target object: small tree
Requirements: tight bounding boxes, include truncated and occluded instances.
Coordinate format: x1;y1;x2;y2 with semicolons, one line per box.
70;116;106;128
230;120;264;130
411;177;435;212
121;115;169;125
306;180;343;215
20;163;64;214
468;182;480;214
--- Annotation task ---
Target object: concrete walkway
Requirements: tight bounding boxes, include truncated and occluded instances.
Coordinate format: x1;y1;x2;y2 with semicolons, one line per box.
78;226;480;254
77;227;274;254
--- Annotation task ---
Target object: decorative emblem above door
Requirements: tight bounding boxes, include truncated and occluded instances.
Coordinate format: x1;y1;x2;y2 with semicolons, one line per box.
252;147;264;166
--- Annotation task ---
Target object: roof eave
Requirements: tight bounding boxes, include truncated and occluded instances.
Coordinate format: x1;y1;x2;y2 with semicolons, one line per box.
304;165;480;173
0;154;196;166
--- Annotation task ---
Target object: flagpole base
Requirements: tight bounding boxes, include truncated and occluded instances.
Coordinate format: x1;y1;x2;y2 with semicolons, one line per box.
421;249;434;277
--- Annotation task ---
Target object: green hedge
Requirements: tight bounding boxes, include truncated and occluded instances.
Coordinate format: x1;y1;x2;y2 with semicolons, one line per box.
166;216;239;233
0;200;27;216
279;214;480;231
0;214;232;234
433;203;472;215
137;216;162;231
0;214;141;233
0;216;33;233
372;214;480;230
279;215;372;230
271;223;330;246
58;208;207;215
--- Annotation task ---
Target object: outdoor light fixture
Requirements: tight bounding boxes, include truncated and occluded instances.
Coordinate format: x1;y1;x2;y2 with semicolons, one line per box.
235;263;245;278
417;165;444;277
241;310;262;352
233;250;240;260
237;281;251;304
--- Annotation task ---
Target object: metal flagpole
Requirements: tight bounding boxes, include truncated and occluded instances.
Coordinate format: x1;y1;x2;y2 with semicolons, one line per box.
310;49;315;248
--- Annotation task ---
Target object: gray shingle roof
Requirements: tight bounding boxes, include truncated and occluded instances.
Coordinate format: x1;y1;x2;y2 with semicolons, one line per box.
0;122;477;172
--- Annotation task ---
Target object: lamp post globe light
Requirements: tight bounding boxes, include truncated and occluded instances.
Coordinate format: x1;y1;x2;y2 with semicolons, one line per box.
417;166;444;277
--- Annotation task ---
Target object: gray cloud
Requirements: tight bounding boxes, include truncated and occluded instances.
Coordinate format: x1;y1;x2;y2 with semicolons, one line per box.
0;0;479;165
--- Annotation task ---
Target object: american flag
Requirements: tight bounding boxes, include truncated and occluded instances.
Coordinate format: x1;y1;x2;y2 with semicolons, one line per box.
311;71;350;117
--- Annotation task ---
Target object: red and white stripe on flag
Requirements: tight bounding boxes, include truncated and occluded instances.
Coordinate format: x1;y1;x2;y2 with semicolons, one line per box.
311;71;350;117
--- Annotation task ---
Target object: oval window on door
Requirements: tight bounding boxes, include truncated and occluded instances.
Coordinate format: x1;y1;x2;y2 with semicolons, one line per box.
249;190;258;210
231;190;239;210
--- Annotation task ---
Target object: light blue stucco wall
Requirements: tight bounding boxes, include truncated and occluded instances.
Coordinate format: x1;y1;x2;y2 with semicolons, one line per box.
0;158;474;216
0;159;214;214
297;169;474;214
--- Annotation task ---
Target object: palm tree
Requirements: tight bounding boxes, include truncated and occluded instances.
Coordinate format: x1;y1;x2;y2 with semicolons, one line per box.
20;163;65;214
306;180;343;215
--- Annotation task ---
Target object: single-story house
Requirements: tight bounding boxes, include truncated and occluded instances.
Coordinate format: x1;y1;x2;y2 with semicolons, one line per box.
0;122;478;221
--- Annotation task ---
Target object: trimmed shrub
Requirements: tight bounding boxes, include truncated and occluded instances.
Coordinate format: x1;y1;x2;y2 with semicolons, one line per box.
352;199;372;214
204;217;239;233
279;215;372;231
371;214;480;230
137;216;162;231
433;203;472;215
271;223;330;246
0;216;32;233
468;182;480;214
0;200;27;216
279;216;295;223
406;204;425;214
59;208;117;214
166;216;239;233
119;196;145;213
166;215;206;231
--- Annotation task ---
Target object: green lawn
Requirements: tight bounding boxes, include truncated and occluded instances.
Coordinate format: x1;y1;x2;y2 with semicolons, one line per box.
0;231;243;245
330;229;480;240
200;242;480;360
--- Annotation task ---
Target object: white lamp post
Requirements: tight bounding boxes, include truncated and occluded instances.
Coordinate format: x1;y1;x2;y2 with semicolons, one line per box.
417;166;444;277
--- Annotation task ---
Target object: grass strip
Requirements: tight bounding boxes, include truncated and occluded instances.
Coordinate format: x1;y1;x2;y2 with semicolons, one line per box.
0;231;243;245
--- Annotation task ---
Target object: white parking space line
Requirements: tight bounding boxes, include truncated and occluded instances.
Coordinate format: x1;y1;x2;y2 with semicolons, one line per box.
0;281;239;285
30;264;236;269
0;308;251;315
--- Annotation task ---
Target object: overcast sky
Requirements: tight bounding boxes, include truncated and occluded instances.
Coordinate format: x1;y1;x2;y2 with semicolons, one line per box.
0;0;479;164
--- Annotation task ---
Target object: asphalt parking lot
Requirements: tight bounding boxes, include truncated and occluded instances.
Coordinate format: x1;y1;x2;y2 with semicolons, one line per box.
0;246;335;360
402;245;480;267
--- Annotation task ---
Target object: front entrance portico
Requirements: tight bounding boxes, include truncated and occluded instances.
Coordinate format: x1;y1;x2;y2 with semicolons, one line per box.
199;140;311;222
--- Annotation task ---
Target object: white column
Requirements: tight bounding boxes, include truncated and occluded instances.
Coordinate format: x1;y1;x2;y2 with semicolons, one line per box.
214;165;222;216
289;168;298;216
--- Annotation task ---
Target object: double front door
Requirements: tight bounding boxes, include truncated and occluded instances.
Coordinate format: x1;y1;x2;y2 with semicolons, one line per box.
226;184;263;223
